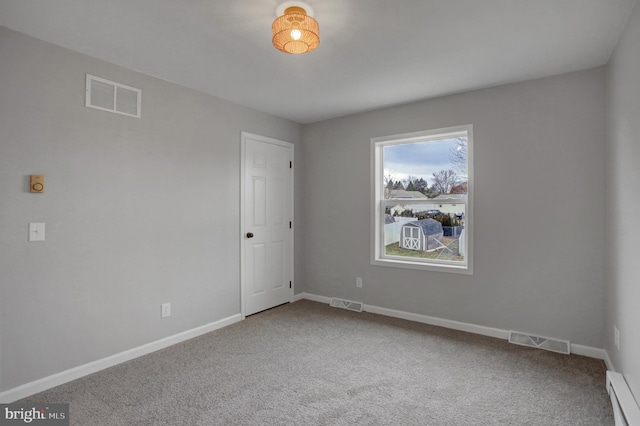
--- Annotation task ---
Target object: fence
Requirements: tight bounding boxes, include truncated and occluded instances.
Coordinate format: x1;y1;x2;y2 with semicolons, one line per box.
442;226;464;238
384;217;416;245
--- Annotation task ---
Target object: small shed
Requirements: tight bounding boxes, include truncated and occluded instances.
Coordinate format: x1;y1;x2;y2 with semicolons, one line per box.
400;219;443;252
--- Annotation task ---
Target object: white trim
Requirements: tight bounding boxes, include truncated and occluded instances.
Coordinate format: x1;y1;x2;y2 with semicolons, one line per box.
297;292;332;304
240;133;247;320
0;314;241;403
364;303;508;340
240;132;294;318
298;293;607;360
604;350;616;372
570;344;607;360
293;292;306;302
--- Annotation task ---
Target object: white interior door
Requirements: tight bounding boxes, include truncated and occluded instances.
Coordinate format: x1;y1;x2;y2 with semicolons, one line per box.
241;132;293;316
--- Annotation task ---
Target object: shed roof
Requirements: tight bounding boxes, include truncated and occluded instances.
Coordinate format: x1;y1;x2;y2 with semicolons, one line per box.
404;218;443;234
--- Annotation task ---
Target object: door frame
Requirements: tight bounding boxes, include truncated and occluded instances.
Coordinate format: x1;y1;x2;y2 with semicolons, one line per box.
240;132;294;319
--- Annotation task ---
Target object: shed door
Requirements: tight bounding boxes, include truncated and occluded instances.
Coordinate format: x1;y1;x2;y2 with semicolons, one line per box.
403;227;420;250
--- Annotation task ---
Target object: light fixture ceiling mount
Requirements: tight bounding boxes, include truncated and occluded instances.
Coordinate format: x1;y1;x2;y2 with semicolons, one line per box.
272;2;320;54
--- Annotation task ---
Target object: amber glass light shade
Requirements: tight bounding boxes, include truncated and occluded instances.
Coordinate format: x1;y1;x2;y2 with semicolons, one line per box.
272;6;320;54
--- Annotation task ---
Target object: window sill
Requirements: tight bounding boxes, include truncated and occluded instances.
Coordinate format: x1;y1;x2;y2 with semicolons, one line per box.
371;257;473;275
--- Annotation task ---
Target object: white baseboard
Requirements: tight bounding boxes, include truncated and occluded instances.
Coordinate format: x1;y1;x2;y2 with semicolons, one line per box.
363;303;509;340
299;293;607;361
0;313;242;403
604;350;616;372
296;293;331;304
570;344;607;361
293;292;308;302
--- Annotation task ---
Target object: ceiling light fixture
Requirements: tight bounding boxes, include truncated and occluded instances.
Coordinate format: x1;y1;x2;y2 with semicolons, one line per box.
272;2;319;54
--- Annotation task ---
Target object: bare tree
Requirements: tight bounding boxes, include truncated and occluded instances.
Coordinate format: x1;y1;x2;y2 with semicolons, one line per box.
430;169;458;194
383;174;394;199
449;137;468;176
401;177;411;190
404;175;417;191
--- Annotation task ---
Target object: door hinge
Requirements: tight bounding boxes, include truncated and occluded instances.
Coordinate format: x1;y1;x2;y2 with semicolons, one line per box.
289;161;292;169
289;281;292;289
289;221;292;229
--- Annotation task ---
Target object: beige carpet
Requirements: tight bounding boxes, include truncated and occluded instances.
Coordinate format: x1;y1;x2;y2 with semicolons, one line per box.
20;300;613;425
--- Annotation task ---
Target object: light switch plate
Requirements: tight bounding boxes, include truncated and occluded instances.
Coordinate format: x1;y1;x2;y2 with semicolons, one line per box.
29;223;45;241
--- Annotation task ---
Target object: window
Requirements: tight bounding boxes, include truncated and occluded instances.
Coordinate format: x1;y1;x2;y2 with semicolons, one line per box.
371;125;473;274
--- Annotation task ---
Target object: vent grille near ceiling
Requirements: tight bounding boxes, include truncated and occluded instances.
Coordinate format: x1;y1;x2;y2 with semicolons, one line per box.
508;330;570;354
329;298;363;312
86;74;141;118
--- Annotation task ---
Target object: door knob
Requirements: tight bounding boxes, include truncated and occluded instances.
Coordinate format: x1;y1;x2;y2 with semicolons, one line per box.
246;232;254;238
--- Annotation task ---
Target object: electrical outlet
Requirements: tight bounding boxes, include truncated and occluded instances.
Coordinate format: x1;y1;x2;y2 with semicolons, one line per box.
161;303;171;318
356;277;363;288
614;326;620;350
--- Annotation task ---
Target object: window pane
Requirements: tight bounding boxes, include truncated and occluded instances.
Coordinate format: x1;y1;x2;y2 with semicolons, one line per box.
383;203;466;263
383;137;467;200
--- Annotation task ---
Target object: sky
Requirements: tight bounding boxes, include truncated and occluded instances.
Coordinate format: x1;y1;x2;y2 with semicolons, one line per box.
383;137;466;184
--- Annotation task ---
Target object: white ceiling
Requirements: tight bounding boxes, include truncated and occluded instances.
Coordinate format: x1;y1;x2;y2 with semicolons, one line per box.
0;0;636;124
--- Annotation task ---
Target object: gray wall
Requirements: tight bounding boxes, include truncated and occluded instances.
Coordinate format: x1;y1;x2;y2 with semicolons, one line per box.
606;1;640;400
0;27;301;392
302;68;607;348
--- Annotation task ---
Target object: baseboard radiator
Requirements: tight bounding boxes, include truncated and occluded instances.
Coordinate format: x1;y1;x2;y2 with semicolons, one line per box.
607;371;640;426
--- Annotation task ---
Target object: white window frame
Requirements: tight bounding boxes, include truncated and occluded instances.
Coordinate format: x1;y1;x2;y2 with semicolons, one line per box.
371;124;473;274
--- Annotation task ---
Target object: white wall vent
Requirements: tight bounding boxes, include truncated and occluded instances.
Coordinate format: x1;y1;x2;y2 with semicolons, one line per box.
330;298;363;312
508;330;570;354
86;74;141;118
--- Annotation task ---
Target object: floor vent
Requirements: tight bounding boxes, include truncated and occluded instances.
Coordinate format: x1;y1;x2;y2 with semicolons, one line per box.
329;298;363;312
86;74;141;118
508;330;570;354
